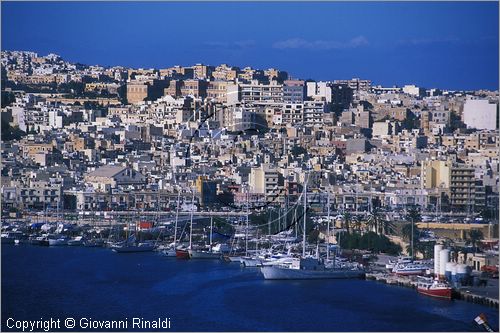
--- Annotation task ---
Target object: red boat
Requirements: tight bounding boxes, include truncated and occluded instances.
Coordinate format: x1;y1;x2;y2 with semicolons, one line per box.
417;276;452;299
176;248;191;259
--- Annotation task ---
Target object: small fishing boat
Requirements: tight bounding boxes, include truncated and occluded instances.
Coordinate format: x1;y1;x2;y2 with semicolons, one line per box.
417;276;452;299
67;236;84;246
48;237;68;246
112;242;155;253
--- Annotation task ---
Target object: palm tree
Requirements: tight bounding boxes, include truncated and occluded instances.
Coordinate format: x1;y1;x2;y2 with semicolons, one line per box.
367;207;394;236
406;206;421;224
412;241;434;259
343;211;351;235
381;218;396;236
365;213;378;234
401;224;416;242
401;223;421;258
405;206;421;259
351;218;363;234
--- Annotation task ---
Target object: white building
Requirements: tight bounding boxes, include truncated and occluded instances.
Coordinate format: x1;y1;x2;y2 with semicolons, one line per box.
249;164;281;202
306;81;332;103
463;98;498;130
403;85;421;97
223;106;257;131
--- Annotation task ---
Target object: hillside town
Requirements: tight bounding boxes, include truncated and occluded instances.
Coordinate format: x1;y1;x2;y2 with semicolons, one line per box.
1;50;499;268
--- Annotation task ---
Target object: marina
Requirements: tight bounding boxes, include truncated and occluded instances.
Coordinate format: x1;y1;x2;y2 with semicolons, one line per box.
1;214;498;310
2;244;499;332
1;2;499;332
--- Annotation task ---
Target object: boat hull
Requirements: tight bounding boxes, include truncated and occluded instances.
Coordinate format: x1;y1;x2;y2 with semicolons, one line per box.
48;239;67;246
189;250;221;259
241;258;263;267
176;249;191;259
112;245;155;253
394;270;426;276
163;249;177;257
223;256;242;262
261;266;365;280
417;287;452;299
84;239;105;247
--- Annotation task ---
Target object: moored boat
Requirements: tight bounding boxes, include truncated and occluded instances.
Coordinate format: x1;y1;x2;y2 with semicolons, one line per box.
112;242;155;253
29;235;49;246
162;248;177;257
240;256;263;267
260;257;365;280
189;249;222;259
67;236;84;246
176;248;191;259
417;276;452;299
223;255;243;262
84;238;105;247
392;262;429;276
48;237;68;246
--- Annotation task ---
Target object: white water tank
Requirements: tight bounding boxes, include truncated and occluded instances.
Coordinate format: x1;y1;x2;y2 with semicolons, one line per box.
439;249;450;278
434;244;443;277
445;262;456;280
456;264;468;274
451;264;458;282
456;264;468;282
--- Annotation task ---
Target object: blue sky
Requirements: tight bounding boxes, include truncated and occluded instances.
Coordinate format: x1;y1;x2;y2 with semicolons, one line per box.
2;2;498;90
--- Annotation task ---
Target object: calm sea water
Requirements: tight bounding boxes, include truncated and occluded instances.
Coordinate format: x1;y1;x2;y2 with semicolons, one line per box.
2;245;498;332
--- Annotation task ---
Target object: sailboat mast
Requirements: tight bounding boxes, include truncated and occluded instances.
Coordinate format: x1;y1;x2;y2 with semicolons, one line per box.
268;209;271;237
209;216;213;248
173;191;181;248
278;207;281;233
294;207;297;239
302;180;307;257
327;191;330;261
245;190;249;257
189;191;194;249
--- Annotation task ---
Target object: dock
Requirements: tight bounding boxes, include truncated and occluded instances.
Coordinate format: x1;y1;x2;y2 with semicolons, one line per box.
365;272;499;308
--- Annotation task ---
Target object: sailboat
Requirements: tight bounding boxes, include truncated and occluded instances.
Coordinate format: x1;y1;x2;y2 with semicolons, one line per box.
260;181;366;280
112;216;155;253
189;217;223;259
239;191;261;266
176;191;195;259
163;191;181;257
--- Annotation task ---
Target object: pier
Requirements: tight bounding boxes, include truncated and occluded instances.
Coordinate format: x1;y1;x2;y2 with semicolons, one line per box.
365;272;499;309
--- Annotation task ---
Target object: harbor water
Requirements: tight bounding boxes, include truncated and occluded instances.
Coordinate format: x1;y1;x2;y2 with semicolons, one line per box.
2;245;498;332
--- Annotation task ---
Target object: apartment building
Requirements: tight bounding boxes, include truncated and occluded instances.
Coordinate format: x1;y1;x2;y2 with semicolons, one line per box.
463;98;498;130
207;81;229;103
227;82;284;105
126;79;168;104
303;100;327;127
333;78;371;91
449;165;476;212
283;80;306;103
180;79;208;98
249;164;283;203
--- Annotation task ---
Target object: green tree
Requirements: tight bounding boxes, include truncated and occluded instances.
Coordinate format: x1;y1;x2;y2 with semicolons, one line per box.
413;241;435;259
308;229;320;244
1;118;26;141
351;218;363;234
342;211;351;235
366;207;394;235
405;206;421;258
467;230;484;254
290;145;307;157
